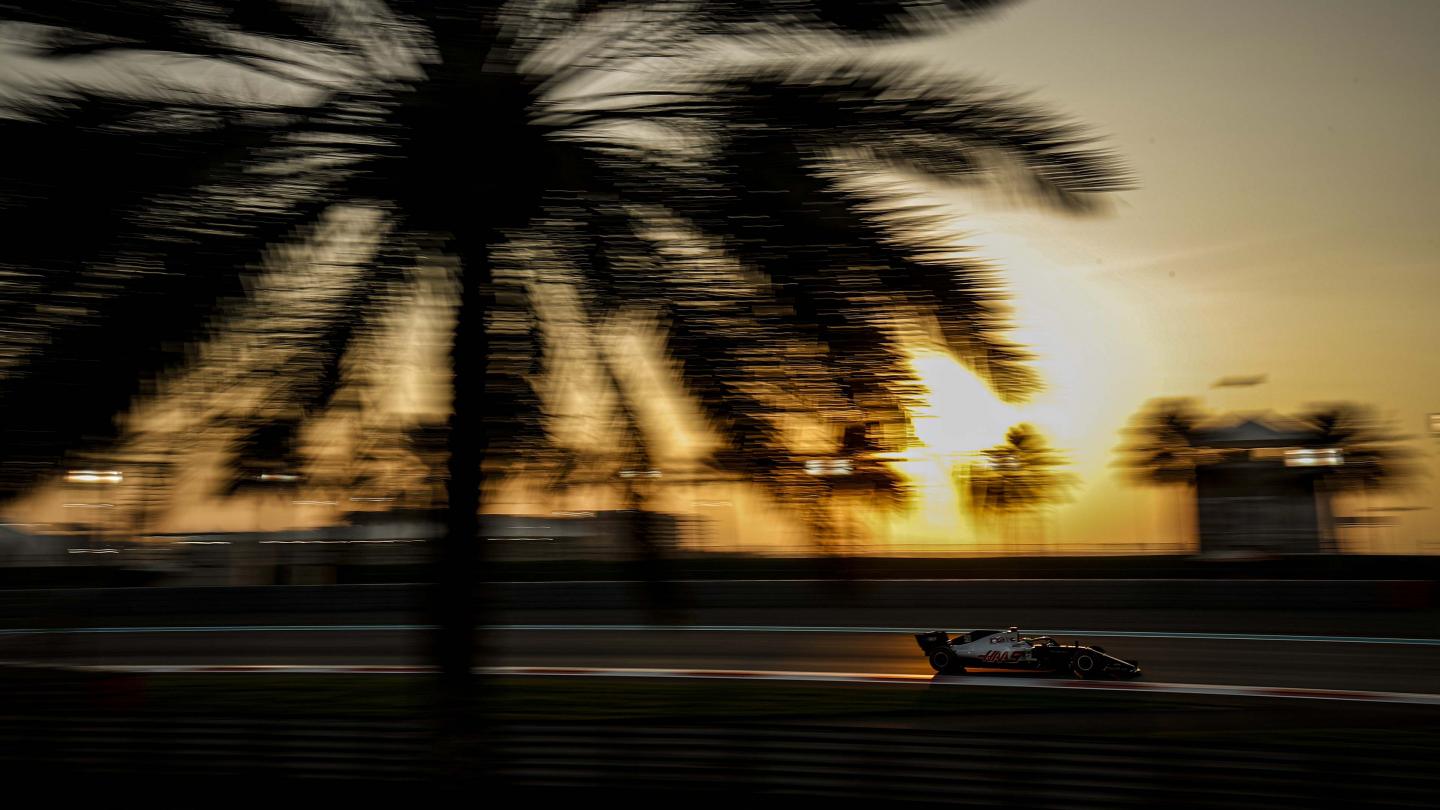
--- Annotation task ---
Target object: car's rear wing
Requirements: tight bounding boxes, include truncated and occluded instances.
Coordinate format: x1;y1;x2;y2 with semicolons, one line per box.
915;630;951;654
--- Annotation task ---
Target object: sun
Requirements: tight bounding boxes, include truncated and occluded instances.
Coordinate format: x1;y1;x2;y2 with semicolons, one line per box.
905;347;1019;457
874;347;1020;551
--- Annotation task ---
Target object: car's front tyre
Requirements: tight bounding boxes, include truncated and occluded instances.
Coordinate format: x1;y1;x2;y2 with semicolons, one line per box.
1070;652;1098;679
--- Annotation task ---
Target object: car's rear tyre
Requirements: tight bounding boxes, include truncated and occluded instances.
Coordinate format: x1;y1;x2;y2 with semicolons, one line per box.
929;650;962;674
1071;653;1097;679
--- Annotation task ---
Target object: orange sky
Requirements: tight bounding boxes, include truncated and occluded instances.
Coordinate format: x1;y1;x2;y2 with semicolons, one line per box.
7;2;1438;552
884;0;1440;551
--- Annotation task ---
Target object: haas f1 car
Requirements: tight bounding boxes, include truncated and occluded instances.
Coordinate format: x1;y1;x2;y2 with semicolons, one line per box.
916;628;1142;679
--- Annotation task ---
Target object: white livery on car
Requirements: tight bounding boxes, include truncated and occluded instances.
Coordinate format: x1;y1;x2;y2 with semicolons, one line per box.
915;627;1142;679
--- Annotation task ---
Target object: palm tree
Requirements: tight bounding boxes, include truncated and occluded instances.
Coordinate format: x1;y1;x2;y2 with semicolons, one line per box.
1299;403;1410;489
963;423;1075;552
1114;397;1214;548
1297;402;1414;551
1115;397;1211;487
0;1;1125;686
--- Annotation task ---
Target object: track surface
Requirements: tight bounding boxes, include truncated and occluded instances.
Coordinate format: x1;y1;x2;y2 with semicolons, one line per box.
5;624;1440;694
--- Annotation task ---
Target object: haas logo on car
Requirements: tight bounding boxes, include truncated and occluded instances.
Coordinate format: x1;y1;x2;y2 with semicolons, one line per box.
980;650;1026;663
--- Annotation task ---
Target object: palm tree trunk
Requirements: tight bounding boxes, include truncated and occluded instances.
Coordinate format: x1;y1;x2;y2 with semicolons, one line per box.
437;233;493;690
601;357;683;620
622;480;682;622
1315;482;1337;554
426;230;499;787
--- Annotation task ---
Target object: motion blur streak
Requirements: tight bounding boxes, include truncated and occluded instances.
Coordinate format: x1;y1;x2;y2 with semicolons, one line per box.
10;662;1440;706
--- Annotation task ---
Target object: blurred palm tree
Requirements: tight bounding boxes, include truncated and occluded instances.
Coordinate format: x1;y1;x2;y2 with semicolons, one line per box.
1297;402;1415;550
1114;397;1211;487
0;0;1125;682
963;423;1075;551
1114;397;1226;549
224;416;308;495
1298;403;1411;491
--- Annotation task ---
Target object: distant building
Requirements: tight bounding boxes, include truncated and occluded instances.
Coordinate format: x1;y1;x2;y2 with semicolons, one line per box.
1189;416;1329;555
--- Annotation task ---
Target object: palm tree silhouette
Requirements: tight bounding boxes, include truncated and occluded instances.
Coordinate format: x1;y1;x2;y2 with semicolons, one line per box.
1114;397;1218;548
0;1;1125;683
1297;402;1414;551
963;423;1076;552
1115;398;1210;487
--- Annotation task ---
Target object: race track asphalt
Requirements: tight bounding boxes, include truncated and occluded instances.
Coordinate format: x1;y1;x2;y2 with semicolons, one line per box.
5;623;1440;694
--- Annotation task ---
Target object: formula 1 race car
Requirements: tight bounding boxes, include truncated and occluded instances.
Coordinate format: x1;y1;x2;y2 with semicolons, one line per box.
915;627;1142;679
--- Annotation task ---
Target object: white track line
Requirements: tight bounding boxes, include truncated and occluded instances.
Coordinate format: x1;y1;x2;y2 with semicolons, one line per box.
4;660;1437;705
493;667;1440;705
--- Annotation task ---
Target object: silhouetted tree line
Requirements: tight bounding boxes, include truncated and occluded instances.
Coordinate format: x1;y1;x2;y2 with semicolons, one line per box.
1117;397;1416;549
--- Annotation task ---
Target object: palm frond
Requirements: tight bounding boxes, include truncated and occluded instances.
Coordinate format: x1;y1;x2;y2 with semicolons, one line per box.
0;3;1126;527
